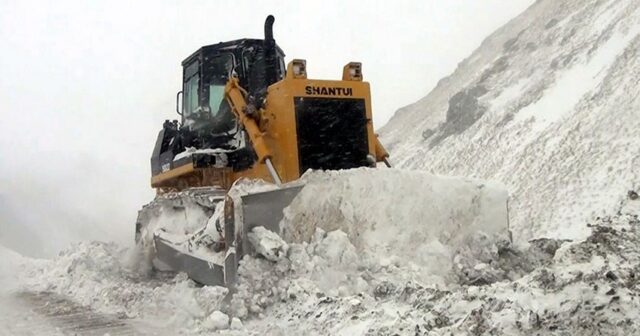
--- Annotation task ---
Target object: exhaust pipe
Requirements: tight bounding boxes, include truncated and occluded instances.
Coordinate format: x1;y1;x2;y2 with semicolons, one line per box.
264;15;275;42
263;15;278;87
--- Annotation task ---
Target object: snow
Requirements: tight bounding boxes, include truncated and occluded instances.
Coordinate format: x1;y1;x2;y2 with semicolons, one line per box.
514;22;640;132
5;183;640;335
490;78;528;113
0;244;23;273
229;317;244;330
173;147;230;164
202;310;229;330
236;203;640;335
282;168;509;285
2;167;511;334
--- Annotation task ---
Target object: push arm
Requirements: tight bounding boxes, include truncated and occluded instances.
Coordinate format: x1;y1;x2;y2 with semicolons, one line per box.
224;77;282;184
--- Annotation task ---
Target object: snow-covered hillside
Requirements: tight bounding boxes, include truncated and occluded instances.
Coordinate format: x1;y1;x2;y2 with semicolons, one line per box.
381;0;640;244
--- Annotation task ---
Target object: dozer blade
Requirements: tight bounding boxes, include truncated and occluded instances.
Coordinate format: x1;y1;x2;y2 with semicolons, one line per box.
221;184;304;286
137;184;304;287
153;235;225;286
136;187;226;286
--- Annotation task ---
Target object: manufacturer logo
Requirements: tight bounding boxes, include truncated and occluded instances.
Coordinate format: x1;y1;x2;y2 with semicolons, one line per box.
305;86;353;96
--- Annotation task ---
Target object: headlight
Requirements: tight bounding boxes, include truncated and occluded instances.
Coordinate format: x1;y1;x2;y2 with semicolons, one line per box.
287;59;307;79
342;62;362;81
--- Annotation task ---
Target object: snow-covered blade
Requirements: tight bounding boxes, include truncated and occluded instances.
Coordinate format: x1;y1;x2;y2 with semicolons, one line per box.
135;187;226;285
153;235;227;286
136;183;303;286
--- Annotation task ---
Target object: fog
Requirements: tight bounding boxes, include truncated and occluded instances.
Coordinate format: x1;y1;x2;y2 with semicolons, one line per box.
0;0;533;257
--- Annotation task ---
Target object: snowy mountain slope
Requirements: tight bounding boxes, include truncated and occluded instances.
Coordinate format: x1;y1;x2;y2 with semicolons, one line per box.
380;0;640;244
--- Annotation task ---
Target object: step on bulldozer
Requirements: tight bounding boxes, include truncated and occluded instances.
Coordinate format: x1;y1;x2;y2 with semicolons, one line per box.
136;16;508;287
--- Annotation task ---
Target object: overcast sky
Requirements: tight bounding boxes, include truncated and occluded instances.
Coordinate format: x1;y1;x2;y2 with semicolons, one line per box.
0;0;533;256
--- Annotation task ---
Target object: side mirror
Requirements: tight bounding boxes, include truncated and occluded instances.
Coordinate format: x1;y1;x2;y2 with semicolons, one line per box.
176;91;183;116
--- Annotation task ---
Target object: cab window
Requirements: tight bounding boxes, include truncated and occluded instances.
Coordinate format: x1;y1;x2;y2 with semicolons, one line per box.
183;61;200;119
203;53;234;117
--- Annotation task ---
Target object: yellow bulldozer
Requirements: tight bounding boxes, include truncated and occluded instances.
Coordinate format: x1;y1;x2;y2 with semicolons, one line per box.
136;16;508;287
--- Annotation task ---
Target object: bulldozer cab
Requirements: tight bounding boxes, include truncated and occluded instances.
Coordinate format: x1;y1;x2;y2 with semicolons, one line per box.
179;39;286;134
150;15;390;190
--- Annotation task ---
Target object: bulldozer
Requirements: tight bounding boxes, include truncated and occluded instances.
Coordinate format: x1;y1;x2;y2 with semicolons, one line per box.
136;16;509;288
136;16;390;286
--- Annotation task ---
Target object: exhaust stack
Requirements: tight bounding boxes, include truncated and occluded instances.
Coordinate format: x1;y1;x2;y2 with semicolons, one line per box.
263;15;278;87
264;15;275;42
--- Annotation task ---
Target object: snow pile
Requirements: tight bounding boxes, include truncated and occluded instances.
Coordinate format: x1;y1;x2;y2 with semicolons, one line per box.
10;185;640;335
227;177;280;197
233;194;640;335
282;168;509;285
380;0;640;244
137;189;220;245
8;168;511;334
229;227;366;319
17;241;235;333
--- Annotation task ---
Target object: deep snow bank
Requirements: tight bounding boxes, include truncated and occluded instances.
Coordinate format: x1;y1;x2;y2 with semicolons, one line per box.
234;194;640;335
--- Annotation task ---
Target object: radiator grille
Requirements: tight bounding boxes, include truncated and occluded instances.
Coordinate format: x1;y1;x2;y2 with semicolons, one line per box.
294;97;369;173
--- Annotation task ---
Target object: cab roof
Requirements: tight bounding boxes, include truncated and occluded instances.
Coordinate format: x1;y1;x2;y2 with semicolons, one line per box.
181;38;285;66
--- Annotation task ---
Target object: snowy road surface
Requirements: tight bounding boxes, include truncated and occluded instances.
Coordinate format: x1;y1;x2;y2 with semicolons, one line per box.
0;292;167;336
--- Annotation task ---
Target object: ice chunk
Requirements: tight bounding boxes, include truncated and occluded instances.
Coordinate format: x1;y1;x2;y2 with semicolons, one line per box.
202;310;229;330
248;226;289;262
230;317;244;330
